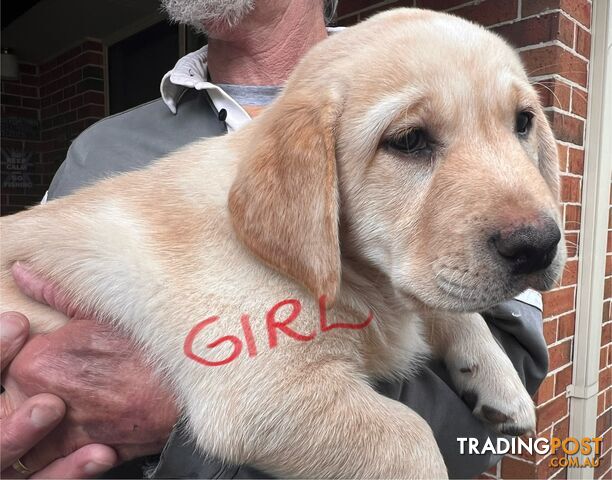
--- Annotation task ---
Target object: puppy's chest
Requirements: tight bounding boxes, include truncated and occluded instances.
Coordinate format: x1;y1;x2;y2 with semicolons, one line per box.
361;308;432;380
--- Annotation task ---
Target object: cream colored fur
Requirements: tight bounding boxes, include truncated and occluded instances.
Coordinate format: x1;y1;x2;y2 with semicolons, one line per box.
0;9;565;478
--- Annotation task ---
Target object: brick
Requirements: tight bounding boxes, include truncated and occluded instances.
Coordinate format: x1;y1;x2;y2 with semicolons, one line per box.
1;94;21;106
594;445;611;479
537;374;555;403
548;338;572;370
537;453;565;479
77;104;105;119
493;12;571;49
76;78;104;93
63;85;76;100
68;69;82;85
521;0;560;17
537;395;568;431
562;0;591;28
2;106;38;119
69;95;84;109
598;389;606;414
596;406;611;436
521;45;588;87
41;104;58;119
3;83;37;97
20;74;39;87
57;99;70;114
55;45;82;67
555;365;573;395
415;0;468;10
575;24;591;58
82;65;103;80
533;78;571;110
602;321;611;347
548;110;584;145
40;95;52;108
606;255;612;276
451;0;519;27
564;204;581;231
557;143;568;171
553;415;570;438
40;118;53;131
544;318;558;344
522;0;591;28
61;58;79;76
83;91;105;105
560;175;581;203
39;57;57;74
53;111;77;127
571;88;588;117
501;456;536;479
22;97;40;109
567;148;584;174
557;312;575;338
603;428;611;454
74;51;103;69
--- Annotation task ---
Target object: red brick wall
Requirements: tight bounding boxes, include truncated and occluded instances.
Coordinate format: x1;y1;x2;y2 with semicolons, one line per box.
1;39;105;215
336;1;603;479
1;63;43;215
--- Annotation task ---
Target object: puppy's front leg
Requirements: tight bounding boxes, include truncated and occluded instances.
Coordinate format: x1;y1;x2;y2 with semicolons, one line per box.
183;360;448;479
425;311;536;436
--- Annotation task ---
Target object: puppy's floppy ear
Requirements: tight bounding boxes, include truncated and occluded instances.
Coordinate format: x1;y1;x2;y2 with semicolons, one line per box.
229;89;342;303
536;111;560;199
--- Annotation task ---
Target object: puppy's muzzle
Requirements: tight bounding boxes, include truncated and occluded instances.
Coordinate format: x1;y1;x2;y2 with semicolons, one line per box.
492;216;561;275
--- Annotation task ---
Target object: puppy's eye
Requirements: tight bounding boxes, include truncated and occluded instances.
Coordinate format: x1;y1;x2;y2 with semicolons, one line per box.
387;129;430;154
516;111;533;135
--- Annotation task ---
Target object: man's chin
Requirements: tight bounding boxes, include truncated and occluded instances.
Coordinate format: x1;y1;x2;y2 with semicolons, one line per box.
161;0;255;34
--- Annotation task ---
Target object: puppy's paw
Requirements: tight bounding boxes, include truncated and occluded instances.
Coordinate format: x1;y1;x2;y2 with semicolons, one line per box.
449;356;536;436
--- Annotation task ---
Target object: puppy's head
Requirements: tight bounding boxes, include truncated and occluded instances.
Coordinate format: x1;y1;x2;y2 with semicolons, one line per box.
229;8;566;311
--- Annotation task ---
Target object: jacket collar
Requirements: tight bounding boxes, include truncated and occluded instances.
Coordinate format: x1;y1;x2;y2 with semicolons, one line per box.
160;27;345;117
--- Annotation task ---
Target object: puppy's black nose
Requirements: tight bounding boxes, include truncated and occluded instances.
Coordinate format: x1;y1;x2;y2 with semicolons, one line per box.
493;218;561;275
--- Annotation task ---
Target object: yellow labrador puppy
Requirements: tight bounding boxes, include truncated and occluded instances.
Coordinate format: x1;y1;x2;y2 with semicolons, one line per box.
1;8;564;478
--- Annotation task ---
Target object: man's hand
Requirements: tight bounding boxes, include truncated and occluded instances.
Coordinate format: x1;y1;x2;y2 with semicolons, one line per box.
1;312;117;478
1;263;179;475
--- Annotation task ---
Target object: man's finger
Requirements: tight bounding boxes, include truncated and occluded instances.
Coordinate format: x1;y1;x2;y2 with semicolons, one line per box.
10;263;79;318
29;444;117;479
0;394;65;470
0;312;29;371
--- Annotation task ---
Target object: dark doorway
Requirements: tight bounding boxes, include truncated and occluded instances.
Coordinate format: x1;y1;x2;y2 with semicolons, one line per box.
108;21;179;114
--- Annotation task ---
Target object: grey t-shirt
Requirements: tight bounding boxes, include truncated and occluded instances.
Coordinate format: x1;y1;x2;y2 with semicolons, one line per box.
47;88;548;479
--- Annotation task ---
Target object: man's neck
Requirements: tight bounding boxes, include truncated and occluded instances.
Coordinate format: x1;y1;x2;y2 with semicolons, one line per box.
206;1;327;86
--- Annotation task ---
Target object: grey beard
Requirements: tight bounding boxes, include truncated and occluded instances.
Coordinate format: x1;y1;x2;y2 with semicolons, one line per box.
160;0;255;32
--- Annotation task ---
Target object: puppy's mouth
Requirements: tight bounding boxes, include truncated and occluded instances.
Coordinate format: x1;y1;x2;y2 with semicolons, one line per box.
429;251;564;312
420;215;566;312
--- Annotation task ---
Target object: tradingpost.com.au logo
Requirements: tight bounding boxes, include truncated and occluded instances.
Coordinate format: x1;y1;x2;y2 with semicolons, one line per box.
457;436;603;468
